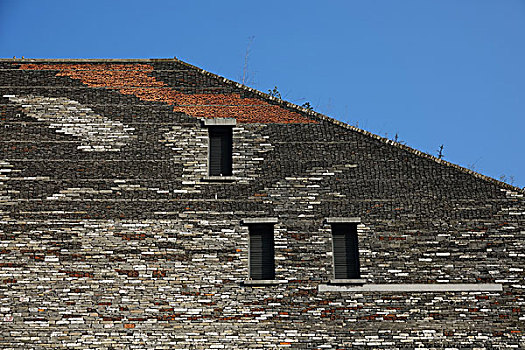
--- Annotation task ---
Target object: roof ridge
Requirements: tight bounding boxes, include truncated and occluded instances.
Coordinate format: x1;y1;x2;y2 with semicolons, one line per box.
172;58;524;195
0;58;171;62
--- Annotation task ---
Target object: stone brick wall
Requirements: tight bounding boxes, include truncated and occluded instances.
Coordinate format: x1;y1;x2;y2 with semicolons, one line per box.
0;59;523;349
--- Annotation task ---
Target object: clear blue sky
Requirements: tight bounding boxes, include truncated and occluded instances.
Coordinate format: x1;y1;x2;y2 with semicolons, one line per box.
1;0;523;188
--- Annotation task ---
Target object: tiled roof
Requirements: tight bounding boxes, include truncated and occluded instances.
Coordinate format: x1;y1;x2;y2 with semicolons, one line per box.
18;62;316;124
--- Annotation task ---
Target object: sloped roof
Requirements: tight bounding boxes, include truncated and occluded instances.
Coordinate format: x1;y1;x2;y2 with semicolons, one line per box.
15;59;314;124
2;57;523;194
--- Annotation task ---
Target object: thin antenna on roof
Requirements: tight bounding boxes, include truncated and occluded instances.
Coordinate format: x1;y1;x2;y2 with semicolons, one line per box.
241;36;255;85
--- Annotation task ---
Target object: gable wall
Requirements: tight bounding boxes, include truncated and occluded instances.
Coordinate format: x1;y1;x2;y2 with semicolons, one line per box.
0;60;523;348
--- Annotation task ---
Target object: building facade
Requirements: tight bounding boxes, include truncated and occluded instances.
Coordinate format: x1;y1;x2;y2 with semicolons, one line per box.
0;59;524;349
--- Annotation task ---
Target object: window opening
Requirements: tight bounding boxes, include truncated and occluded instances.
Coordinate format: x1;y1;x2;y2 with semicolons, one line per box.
248;223;275;280
208;126;232;176
331;223;360;279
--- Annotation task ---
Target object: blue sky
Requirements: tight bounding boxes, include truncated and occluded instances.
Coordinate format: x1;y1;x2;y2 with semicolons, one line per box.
1;0;523;188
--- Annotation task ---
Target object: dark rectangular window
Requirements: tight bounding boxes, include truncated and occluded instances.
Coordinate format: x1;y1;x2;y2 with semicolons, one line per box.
249;224;275;280
208;126;232;176
331;223;360;279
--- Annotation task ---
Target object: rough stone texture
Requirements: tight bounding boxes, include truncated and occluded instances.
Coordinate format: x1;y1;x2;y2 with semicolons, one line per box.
0;59;524;349
6;95;135;152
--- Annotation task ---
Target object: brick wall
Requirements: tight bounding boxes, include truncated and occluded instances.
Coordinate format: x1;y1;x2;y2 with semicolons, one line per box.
0;59;523;349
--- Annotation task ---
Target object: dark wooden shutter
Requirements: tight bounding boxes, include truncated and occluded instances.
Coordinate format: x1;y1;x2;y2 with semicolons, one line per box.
249;224;275;280
209;127;232;176
332;223;360;279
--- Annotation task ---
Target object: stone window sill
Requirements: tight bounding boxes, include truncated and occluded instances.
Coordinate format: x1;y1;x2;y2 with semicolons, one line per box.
201;176;238;183
242;279;288;286
328;279;367;285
